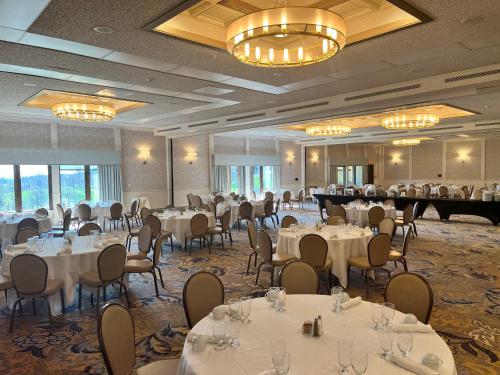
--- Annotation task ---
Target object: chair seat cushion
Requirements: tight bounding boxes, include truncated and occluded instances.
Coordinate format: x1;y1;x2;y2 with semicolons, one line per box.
388;250;403;261
207;227;222;234
78;271;102;287
271;252;296;266
348;256;371;269
133;359;179;375
127;252;147;261
42;279;64;296
0;275;13;290
124;259;153;273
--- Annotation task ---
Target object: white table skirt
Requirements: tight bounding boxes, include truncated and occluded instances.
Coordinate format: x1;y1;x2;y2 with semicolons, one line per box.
344;205;396;228
217;201;265;227
276;226;373;287
0;235;126;314
178;295;457;375
0;215;52;247
157;212;215;247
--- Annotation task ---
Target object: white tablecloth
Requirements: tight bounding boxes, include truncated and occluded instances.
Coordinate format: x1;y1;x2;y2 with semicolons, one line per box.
0;215;52;246
217;201;265;227
276;225;373;287
0;234;126;314
344;205;397;227
178;295;457;375
156;212;215;247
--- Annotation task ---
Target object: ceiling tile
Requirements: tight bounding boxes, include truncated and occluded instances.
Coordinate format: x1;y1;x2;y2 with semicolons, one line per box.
103;51;178;73
221;77;291;95
282;76;337;90
0;0;51;30
169;66;232;82
0;26;24;42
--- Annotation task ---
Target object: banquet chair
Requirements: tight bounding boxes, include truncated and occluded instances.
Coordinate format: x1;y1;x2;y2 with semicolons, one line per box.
78;244;130;310
237;201;253;229
255;230;295;287
327;216;345;226
121;233;168;298
384;272;433;324
279;260;319;295
139;207;151;225
439;185;449;198
126;225;152;261
125;200;139;227
0;275;13;307
368;206;385;231
183;271;224;329
388;225;412;271
104;203;124;231
290;188;304;209
77;203;98;228
144;214;174;253
123;214;140;250
200;204;211;212
282;191;292;210
407;188;416;197
264;191;274;201
246;221;258;274
271;198;280;226
378;217;395;240
229;192;236;199
35;207;49;216
250;191;257;200
191;195;203;208
299;234;333;289
184;214;211;256
48;210;72;238
9;254;65;333
347;233;392;297
457;189;466;199
56;203;65;225
186;193;194;209
214;195;225;207
281;215;298;228
15;228;39;244
255;199;275;229
98;303;180;375
207;210;232;247
17;217;39;231
395;205;414;238
78;222;102;236
324;199;335;217
207;201;216;214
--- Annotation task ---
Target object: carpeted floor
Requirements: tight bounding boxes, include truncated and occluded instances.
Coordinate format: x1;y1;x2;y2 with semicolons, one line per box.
0;205;498;375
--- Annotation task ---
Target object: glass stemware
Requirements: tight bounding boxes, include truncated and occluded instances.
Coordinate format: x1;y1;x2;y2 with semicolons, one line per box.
212;321;228;351
371;303;383;331
397;333;413;357
240;296;252;323
382;302;395;327
228;323;240;348
351;349;368;375
378;327;394;360
227;298;241;321
331;286;343;313
276;287;286;312
271;340;289;375
338;339;352;374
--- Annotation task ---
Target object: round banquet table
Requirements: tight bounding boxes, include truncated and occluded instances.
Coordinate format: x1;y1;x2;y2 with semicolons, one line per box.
156;211;215;247
0;215;52;247
217;201;266;227
276;225;373;287
344;204;397;228
0;234;126;314
178;295;457;375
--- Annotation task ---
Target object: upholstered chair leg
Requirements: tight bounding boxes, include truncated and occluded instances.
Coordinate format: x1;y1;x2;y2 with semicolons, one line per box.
246;253;253;274
402;259;408;272
220;234;224;248
155;266;165;288
60;289;65;314
45;297;53;323
255;262;264;285
270;265;275;287
207;237;212;254
229;231;233;245
78;284;82;309
170;237;174;252
9;298;22;333
151;271;159;297
413;222;418;237
365;272;370;298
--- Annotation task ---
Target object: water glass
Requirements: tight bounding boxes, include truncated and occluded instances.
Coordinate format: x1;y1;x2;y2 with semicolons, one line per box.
351;349;368;375
338;339;352;374
371;304;383;331
240;296;252;324
331;286;343;313
27;237;36;249
271;341;288;375
378;327;394;359
271;339;286;358
397;333;413;357
382;302;395;327
227;298;241;321
266;286;280;308
272;351;290;375
212;321;228;351
276;287;286;312
228;323;240;348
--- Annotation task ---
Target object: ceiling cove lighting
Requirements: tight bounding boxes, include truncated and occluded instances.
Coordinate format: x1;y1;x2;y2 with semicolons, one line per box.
51;103;116;122
382;114;439;129
306;124;351;137
226;6;346;67
392;138;421;146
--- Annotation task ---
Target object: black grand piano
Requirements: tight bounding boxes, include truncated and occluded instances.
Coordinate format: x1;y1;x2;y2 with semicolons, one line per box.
314;194;500;226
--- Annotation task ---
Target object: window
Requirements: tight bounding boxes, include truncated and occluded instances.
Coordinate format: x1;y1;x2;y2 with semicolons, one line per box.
337;166;345;185
230;166;240;194
355;166;364;185
90;165;100;202
0;165;15;212
251;166;261;195
60;165;86;207
262;166;274;193
20;165;50;211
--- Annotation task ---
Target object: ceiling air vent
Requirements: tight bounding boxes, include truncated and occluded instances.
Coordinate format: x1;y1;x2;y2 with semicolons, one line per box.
157;126;181;133
338;135;363;139
344;84;420;102
474;122;500;128
188;120;218;128
277;101;329;113
445;68;500;83
372;130;408;136
227;112;265;122
418;126;463;132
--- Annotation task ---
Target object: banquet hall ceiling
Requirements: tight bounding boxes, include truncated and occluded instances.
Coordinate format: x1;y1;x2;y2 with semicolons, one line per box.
0;0;499;143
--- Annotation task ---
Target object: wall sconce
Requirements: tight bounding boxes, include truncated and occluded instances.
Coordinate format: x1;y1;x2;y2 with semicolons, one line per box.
311;153;320;166
286;151;295;166
457;150;470;164
392;154;401;166
138;149;151;165
185;150;198;165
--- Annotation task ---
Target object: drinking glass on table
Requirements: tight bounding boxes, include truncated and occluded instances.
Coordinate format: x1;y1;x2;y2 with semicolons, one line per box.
382;302;395;327
397;333;413;357
331;286;343;313
338;339;352;374
240;296;252;323
212;321;228;351
378;327;394;359
227;298;241;321
371;303;383;331
228;322;240;349
272;351;290;375
276;287;286;311
351;348;368;375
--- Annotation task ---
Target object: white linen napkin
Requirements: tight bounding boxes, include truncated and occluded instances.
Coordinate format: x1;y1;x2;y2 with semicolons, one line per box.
392;324;435;333
341;296;362;310
391;355;439;375
187;332;217;344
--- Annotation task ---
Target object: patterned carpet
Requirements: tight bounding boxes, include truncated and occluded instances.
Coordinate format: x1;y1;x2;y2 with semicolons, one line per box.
0;205;498;375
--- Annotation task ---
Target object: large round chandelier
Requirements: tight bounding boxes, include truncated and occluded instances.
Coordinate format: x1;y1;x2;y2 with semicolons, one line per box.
392;138;421;146
381;114;439;129
226;5;346;67
306;124;351;137
52;103;116;122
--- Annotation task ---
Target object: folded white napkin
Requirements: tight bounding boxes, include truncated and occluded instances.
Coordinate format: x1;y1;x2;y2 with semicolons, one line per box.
187;332;217;344
341;296;362;310
391;355;438;375
392;324;434;333
57;247;72;256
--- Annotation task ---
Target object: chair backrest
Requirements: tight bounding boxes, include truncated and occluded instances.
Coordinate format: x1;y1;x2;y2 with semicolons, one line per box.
264;199;274;216
186;194;193;208
98;244;127;284
297;188;304;201
367;234;391;267
183;271;224;328
274;198;280;213
140;207;151;223
331;205;346;219
281;215;298;228
143;215;161;237
15;227;39;244
191;195;203;208
438;185;448;197
324;199;334;216
207;201;216;214
130;200;138;216
299;234;328;268
110;203;123;219
327;216;345;226
123;213;133;234
190;214;208;236
98;302;136;375
137;224;153;253
424;188;431;197
378;217;395;238
279;260;319;295
56;203;65;220
256;230;273;262
78;222;102;236
282;191;291;203
62;210;72;231
247;220;257;250
78;203;92;220
403;204;414;224
401;225;413;256
368;206;385;226
384;272;433;324
221;210;231;231
407;188;416;197
214;195;225;206
239;201;253;220
35;207;49;216
457;189;466;199
264;191;274;201
250;191;257;200
153;233;170;267
200;204;211;212
10;254;48;296
17;217;39;231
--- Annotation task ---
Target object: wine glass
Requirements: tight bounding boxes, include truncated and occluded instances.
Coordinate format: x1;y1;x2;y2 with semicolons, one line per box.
212;321;228;351
351;349;368;375
240;296;252;323
276;287;286;312
227;298;241;321
331;286;343;313
371;303;383;331
338;339;352;374
382;302;395;327
228;323;240;349
272;351;290;375
378;327;394;360
397;333;413;357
